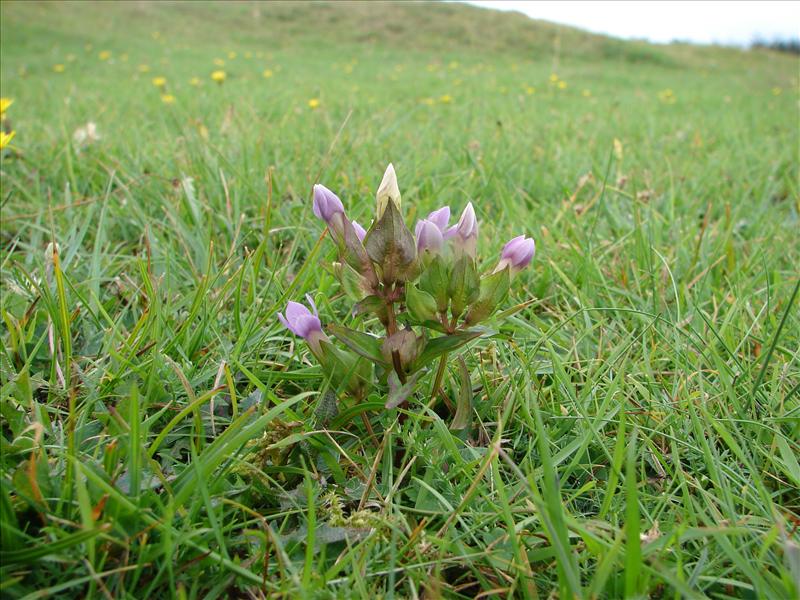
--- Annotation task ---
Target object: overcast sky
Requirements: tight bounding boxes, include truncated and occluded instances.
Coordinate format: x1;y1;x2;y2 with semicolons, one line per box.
462;1;800;45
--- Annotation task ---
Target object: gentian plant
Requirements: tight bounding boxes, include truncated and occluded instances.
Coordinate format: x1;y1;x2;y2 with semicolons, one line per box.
279;164;535;430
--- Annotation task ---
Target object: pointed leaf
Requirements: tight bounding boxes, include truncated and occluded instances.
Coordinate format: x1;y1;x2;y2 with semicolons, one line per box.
328;324;387;364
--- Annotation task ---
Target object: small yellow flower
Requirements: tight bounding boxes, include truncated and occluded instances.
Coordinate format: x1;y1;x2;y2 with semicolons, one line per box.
658;89;676;104
213;58;225;67
152;76;167;88
262;69;274;78
582;89;592;97
138;64;151;73
0;97;12;118
190;77;202;86
244;51;253;59
439;94;453;103
772;87;782;96
525;86;536;95
549;73;559;83
99;50;111;61
308;98;320;109
161;94;176;104
0;130;15;150
53;63;65;73
227;51;237;59
211;70;226;83
557;80;567;90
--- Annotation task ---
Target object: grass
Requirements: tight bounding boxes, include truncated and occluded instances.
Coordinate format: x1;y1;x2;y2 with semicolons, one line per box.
1;1;799;597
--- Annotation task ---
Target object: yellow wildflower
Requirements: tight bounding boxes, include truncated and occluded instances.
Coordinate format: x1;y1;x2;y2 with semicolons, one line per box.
439;94;453;103
557;80;567;90
152;76;167;88
308;98;320;109
772;87;782;96
53;64;65;73
161;94;176;104
658;89;676;104
0;98;12;116
211;70;226;83
549;73;559;83
263;69;274;78
227;51;237;59
0;131;15;150
525;86;536;95
138;64;151;73
190;77;202;86
582;89;592;97
99;50;111;61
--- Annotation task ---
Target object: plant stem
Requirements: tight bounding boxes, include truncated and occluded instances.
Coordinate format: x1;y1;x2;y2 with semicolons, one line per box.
430;352;449;400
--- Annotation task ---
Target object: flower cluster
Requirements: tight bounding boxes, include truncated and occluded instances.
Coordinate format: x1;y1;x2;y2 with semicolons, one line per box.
278;164;535;423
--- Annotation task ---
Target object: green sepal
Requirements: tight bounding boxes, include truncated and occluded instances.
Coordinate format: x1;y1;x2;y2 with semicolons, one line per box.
364;199;416;284
465;267;511;325
405;283;438;323
418;254;450;312
448;256;480;319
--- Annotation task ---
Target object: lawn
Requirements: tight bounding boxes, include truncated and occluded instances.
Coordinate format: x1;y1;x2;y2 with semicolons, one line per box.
1;1;799;598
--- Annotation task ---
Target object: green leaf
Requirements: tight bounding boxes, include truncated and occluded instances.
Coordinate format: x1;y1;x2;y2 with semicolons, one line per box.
351;294;385;318
449;356;472;432
386;370;424;409
328;324;387;364
411;328;489;371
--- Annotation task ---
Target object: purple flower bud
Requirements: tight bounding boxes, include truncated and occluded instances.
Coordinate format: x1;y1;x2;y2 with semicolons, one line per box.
312;184;345;224
277;295;329;356
427;206;451;234
448;202;478;257
415;219;444;254
494;235;535;273
352;220;367;243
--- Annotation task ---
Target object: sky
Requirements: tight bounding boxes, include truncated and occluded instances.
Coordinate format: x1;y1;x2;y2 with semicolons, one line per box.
462;1;800;46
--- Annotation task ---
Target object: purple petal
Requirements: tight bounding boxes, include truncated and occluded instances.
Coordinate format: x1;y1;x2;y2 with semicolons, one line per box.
305;294;319;317
312;184;345;223
352;220;367;242
277;312;295;335
417;219;444;254
427;206;451;231
294;314;322;339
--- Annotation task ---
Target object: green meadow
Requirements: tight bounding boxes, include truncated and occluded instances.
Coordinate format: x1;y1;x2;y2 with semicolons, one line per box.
1;1;798;597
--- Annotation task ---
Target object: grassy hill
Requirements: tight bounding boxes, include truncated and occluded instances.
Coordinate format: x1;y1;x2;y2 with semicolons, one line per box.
1;1;798;598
